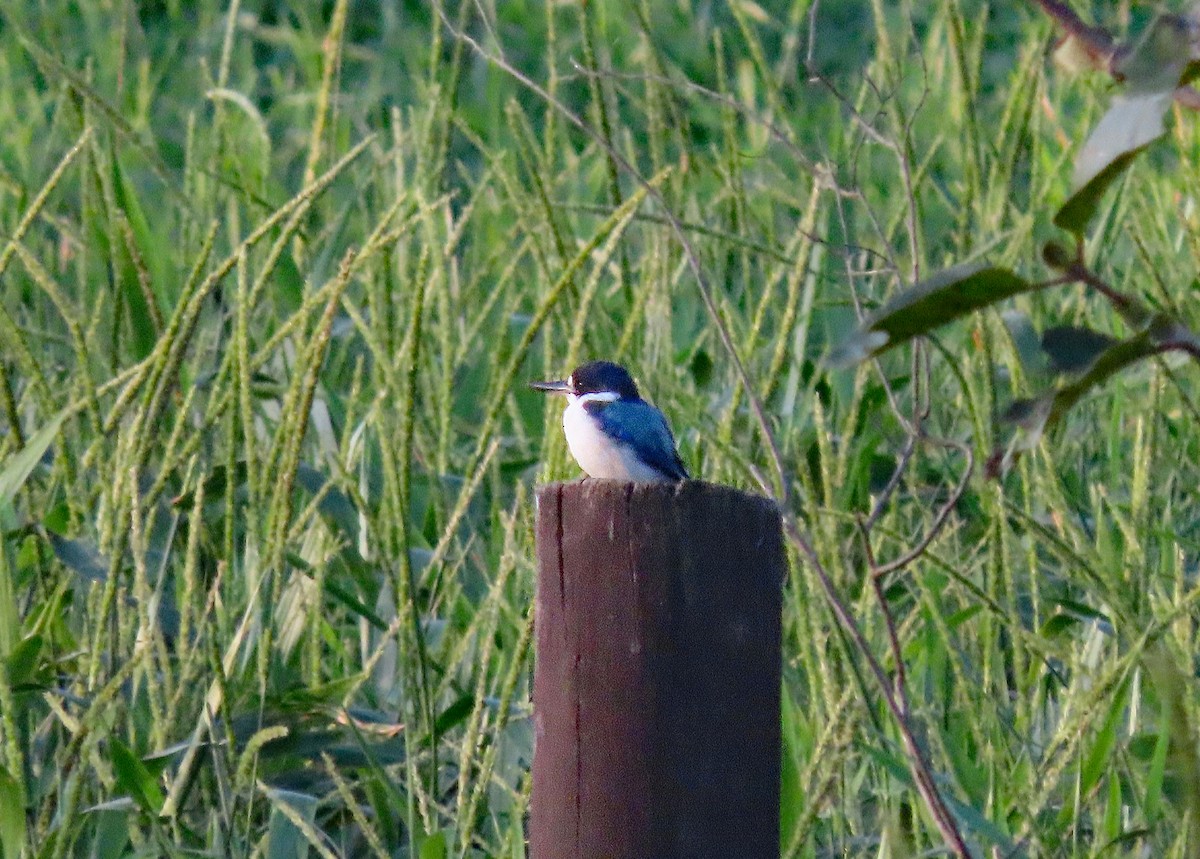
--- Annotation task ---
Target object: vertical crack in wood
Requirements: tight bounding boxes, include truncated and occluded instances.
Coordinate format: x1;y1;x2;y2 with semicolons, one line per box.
566;486;581;854
555;485;566;632
625;483;639;663
574;646;582;856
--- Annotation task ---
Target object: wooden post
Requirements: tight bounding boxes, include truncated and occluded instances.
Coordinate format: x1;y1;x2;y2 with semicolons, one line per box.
532;480;784;859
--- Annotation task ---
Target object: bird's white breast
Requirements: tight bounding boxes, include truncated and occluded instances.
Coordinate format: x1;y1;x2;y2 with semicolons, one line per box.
562;394;671;482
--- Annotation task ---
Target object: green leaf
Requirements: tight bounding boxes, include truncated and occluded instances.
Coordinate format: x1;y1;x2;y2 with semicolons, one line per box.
419;830;448;859
109;148;159;359
994;321;1179;475
945;712;987;806
509;810;526;859
1056;157;1128;236
275;248;306;312
1145;709;1171;823
1081;674;1131;797
0;545;17;659
1145;648;1200;830
109;738;165;814
1098;829;1153;854
1053;104;1162;236
942;792;1016;851
171;461;248;508
46;533;109;584
1183;59;1200;87
1047;329;1163;421
1103;767;1121;842
0;767;25;859
88;809;130;859
830;263;1033;366
1041;326;1118;374
1003;327;1162;443
264;787;318;859
433;693;475;736
1054;15;1191;238
1040;613;1080;638
6;634;44;686
1050;597;1110;627
862;742;914;787
689;348;714;387
779;691;804;848
295;464;358;539
111;150;159;285
0;409;68;511
322;579;387;630
1115;14;1192;94
1001;310;1051;377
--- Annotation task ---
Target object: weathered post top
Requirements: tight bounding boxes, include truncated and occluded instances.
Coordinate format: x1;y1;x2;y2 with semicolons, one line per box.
532;479;784;859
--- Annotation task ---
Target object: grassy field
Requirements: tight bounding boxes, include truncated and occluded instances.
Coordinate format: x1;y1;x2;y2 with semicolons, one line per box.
1;0;1199;856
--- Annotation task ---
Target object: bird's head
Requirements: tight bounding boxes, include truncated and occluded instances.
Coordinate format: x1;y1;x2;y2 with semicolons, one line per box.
530;360;641;403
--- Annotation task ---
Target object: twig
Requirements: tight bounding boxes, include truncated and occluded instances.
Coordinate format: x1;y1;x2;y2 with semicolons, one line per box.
1028;0;1117;65
864;431;918;531
1064;261;1142;318
784;518;972;857
873;438;975;577
1174;86;1200;111
569;60;819;173
549;199;889;267
858;519;908;702
1029;0;1200;111
1160;337;1200;365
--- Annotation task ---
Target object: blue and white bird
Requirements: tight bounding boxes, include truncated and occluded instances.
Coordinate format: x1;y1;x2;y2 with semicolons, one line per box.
531;360;689;483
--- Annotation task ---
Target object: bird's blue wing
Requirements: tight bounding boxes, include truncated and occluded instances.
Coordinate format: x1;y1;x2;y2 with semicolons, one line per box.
591;399;689;480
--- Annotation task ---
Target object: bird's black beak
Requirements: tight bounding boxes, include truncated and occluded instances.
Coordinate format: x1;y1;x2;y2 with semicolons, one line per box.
530;379;571;395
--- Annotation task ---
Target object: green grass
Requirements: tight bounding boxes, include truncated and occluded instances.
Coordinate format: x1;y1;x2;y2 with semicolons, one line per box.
0;1;1199;856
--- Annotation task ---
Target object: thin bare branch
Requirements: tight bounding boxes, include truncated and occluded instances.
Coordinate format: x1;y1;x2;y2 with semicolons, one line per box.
1064;260;1144;317
873;438;975;577
864;431;917;531
784;518;972;857
1029;0;1117;65
1030;0;1200;111
858;518;908;702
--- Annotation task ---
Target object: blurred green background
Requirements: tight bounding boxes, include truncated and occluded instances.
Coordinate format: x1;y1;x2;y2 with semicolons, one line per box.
1;1;1198;856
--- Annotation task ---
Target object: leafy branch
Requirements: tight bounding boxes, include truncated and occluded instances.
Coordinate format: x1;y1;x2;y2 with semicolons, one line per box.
835;6;1200;475
1034;0;1200;109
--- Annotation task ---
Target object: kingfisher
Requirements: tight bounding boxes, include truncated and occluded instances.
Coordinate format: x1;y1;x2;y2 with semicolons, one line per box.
530;360;689;483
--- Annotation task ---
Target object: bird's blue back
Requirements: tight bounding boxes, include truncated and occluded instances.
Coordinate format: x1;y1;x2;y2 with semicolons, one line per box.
588;398;689;481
